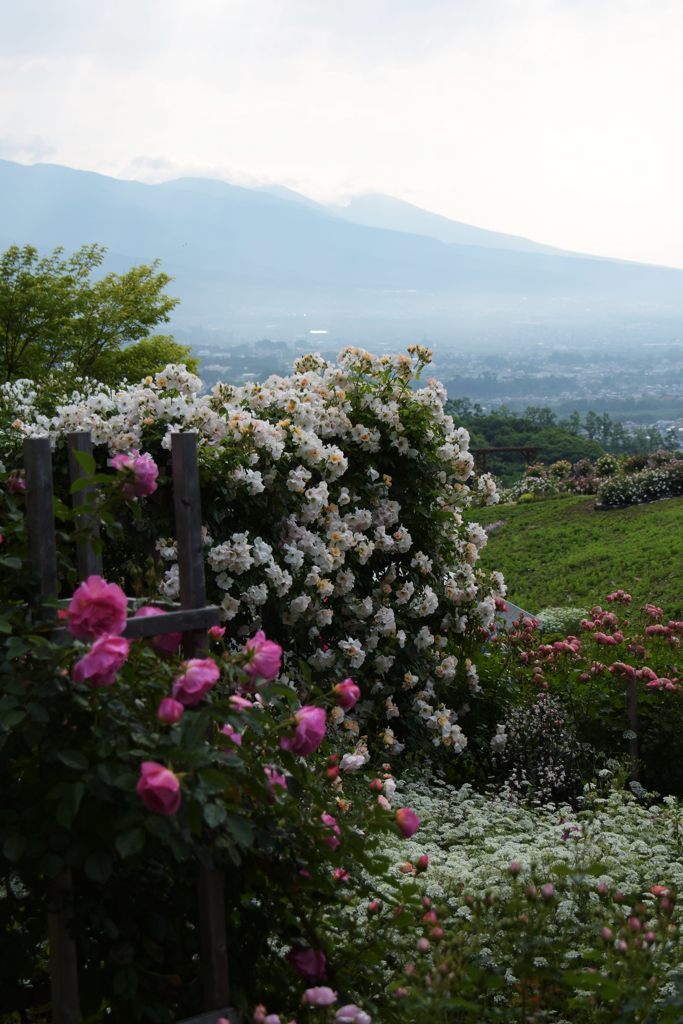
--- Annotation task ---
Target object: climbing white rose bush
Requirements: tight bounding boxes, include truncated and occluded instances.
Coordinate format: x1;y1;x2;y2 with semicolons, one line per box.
2;346;503;759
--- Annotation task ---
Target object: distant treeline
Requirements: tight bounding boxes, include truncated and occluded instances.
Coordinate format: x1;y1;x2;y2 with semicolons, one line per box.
447;400;680;483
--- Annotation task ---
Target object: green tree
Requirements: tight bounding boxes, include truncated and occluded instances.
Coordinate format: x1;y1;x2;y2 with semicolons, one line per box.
0;243;180;382
93;335;199;386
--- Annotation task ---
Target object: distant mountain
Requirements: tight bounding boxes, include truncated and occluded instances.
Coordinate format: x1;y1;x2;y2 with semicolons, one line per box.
1;159;681;347
330;192;566;256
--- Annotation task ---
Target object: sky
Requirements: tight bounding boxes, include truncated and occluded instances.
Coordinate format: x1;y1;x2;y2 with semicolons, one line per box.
1;0;682;267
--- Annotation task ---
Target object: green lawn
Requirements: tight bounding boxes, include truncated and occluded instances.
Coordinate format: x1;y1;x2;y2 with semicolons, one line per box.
472;494;683;616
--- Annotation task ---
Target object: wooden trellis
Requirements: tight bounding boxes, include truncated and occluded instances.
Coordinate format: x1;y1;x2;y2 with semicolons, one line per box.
22;430;237;1024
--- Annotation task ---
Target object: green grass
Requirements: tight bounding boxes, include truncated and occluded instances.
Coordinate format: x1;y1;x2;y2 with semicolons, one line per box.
472;494;683;616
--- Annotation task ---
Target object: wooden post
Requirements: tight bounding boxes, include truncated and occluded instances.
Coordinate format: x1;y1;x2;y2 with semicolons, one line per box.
627;676;640;783
171;433;231;1011
23;438;82;1024
67;431;103;578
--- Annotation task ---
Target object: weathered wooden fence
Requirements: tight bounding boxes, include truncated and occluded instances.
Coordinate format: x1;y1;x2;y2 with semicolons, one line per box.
22;430;237;1024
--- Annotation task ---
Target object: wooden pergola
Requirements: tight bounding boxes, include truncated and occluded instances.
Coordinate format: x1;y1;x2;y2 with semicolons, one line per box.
471;446;541;472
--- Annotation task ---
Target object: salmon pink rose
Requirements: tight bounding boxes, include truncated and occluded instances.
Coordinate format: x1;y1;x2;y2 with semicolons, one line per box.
172;658;220;706
280;706;327;756
243;630;282;682
395;807;420;838
134;606;182;656
109;449;158;499
72;634;130;687
136;761;181;815
66;575;128;639
333;678;361;710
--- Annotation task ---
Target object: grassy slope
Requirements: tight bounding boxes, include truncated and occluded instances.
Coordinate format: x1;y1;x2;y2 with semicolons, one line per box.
472;494;683;616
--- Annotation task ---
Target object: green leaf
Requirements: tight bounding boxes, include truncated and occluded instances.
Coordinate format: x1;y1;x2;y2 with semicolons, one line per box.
3;833;27;862
57;750;89;771
70;448;96;476
0;555;22;570
198;768;231;792
203;802;227;828
0;707;26;730
56;782;85;828
115;827;145;859
224;812;255;849
85;852;113;883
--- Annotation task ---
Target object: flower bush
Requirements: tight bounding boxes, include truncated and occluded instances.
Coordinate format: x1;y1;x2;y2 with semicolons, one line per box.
596;459;683;508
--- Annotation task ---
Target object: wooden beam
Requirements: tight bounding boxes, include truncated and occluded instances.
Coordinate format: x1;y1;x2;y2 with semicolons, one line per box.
23;437;58;602
67;431;103;578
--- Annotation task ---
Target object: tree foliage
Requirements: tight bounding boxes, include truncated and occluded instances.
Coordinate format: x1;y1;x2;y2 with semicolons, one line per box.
0;244;179;383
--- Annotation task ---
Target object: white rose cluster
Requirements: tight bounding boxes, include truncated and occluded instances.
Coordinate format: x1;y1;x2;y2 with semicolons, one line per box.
3;346;504;756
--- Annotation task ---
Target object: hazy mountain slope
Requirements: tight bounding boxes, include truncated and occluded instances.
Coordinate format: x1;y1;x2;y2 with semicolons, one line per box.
331;192;567;255
1;160;681;342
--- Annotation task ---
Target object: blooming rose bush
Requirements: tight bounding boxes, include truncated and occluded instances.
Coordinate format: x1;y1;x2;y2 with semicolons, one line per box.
2;348;504;765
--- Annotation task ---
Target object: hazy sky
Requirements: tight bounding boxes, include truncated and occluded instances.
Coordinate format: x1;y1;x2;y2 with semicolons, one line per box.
1;0;682;266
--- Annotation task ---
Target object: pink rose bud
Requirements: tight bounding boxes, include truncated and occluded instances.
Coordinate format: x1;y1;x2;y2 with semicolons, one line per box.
230;694;254;711
172;657;220;706
601;927;613;941
628;916;642;931
423;910;438;925
616;939;628;953
509;861;521;877
243;630;282;681
422;896;431;908
67;575;128;639
109;449;159;499
541;883;554;899
321;812;341;850
253;1008;267;1024
280;706;327;756
220;722;243;746
286;947;327;984
417;854;429;872
333;678;361;710
136;761;181;815
394;988;408;999
157;697;184;724
395;807;420;839
72;634;130;687
209;625;226;640
6;471;26;494
134;606;182;656
367;899;380;914
369;778;383;792
303;987;337;1007
597;883;609;895
431;927;444;941
416;938;430;953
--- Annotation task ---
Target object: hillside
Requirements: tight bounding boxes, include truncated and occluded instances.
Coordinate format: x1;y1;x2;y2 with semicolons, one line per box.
2;159;683;345
473;495;683;615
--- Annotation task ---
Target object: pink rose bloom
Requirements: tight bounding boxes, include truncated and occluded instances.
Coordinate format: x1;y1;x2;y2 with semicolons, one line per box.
157;697;184;724
136;761;181;815
321;812;341;850
243;630;282;682
303;987;337;1007
209;624;226;640
264;766;288;794
109;449;159;499
395;807;420;838
72;634;130;687
5;472;26;494
280;706;327;756
287;947;327;984
220;722;243;746
134;606;182;656
66;575;128;639
336;1006;372;1024
230;694;255;711
172;657;220;706
333;678;361;710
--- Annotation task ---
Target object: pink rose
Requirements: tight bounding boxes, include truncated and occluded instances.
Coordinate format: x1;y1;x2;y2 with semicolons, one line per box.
134;606;182;656
287;947;327;984
5;471;26;494
157;697;184;724
243;630;282;682
209;624;226;640
336;1006;372;1024
172;657;220;706
72;634;130;687
333;678;361;710
303;987;337;1007
264;766;288;795
66;575;128;639
136;761;181;815
109;449;158;499
220;722;243;746
280;706;327;756
230;694;255;711
395;807;420;838
321;812;340;850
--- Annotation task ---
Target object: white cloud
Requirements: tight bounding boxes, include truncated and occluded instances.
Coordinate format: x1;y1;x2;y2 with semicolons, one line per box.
1;0;681;265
